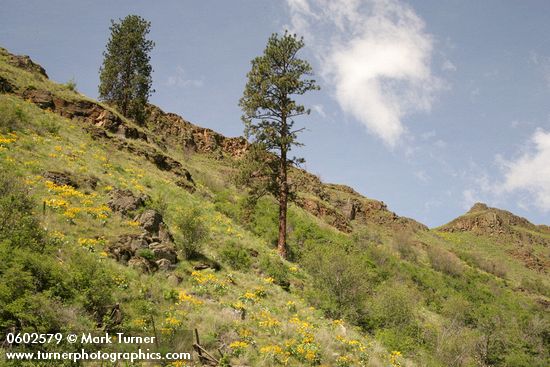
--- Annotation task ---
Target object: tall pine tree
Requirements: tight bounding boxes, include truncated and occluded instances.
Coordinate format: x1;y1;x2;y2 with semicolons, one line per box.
99;15;154;124
239;32;319;258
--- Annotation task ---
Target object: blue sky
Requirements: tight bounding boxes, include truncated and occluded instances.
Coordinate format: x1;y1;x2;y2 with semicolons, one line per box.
1;0;549;227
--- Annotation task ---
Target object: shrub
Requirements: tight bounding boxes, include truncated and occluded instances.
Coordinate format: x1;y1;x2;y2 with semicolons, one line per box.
427;246;463;276
220;242;251;270
301;244;370;322
259;255;289;290
137;248;155;261
391;230;418;262
0;171;75;332
468;253;507;279
368;281;419;330
173;205;208;259
148;191;169;217
0;171;44;250
64;78;77;92
433;323;481;367
0;98;27;132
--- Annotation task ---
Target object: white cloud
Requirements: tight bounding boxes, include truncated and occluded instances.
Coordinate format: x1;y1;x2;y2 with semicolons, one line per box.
414;170;430;182
312;104;326;118
166;66;203;88
498;129;550;211
442;59;456;72
287;0;442;147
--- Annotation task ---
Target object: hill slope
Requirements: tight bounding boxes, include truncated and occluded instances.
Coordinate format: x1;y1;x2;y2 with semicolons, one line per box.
0;47;549;367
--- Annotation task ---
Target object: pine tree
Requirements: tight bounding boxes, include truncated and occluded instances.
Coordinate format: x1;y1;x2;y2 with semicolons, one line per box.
98;15;154;124
239;32;319;258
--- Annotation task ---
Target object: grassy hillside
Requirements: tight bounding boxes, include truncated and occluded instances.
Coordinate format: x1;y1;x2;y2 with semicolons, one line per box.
0;47;548;367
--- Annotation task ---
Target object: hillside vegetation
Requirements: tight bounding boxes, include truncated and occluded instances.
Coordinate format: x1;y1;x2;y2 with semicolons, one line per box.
0;47;548;367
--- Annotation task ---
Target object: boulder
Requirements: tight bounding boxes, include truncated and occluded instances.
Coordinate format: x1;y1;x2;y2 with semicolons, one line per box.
158;223;174;243
107;242;133;264
95;109;122;132
134;209;163;234
167;274;182;286
156;258;173;271
150;243;178;263
128;257;156;273
0;76;13;93
108;188;147;215
8;54;48;77
43;171;78;188
23;89;54;109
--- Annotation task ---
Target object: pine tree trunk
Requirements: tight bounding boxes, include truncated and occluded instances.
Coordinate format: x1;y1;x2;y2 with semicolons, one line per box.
277;147;288;259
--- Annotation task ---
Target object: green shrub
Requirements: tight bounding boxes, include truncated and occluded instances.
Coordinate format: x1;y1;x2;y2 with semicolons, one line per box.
0;171;45;250
301;244;370;322
468;253;507;279
0;98;27;132
427;245;463;276
0;171;73;332
368;281;419;329
64;78;77;91
173;205;209;259
137;248;155;261
213;189;240;221
37;113;60;134
259;255;289;290
391;230;418;262
220;241;251;270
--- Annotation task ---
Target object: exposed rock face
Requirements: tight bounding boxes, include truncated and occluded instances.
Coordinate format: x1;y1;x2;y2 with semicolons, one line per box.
297;197;352;233
108;188;148;215
443;202;536;233
3;50;48;77
146;105;249;158
128;257;157;273
134;209;163;234
18;87;195;190
440;202;550;247
293;180;428;233
156;258;173;271
150;243;178;263
105;187;178;273
23;89;54;109
0;76;14;93
43;171;78;188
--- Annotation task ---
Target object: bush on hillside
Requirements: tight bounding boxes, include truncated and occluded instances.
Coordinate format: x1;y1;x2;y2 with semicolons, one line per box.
391;230;418;262
173;205;209;259
427;245;463;276
301;244;370;322
220;241;251;270
0;98;27;132
367;281;419;330
259;255;289;290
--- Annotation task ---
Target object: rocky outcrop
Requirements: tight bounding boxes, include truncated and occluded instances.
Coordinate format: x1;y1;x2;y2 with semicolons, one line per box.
43;171;99;191
17;86;196;189
440;203;550;247
146;105;249;158
2;48;48;78
134;209;163;234
43;171;79;188
297;197;352;233
108;188;149;215
0;75;14;93
107;187;178;272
